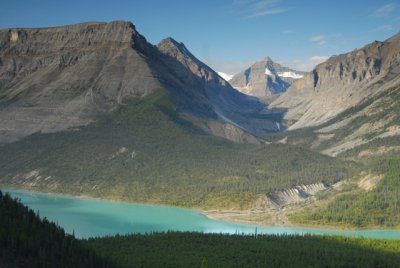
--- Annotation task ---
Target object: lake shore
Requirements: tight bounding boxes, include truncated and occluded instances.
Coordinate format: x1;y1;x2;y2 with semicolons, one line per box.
3;186;399;234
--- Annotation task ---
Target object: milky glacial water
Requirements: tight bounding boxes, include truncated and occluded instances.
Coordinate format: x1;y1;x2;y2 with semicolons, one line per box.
4;189;400;239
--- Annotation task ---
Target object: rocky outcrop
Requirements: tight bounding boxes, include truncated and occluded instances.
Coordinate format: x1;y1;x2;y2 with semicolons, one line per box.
271;33;400;129
230;57;305;100
267;182;327;207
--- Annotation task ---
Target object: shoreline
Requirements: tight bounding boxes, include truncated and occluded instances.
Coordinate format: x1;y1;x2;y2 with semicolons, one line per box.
2;186;399;233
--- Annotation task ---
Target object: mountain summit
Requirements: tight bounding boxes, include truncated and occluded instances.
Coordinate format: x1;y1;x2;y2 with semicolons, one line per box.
230;57;305;100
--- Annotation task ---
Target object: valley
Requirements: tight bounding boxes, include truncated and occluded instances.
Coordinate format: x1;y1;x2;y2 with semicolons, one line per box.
1;20;400;232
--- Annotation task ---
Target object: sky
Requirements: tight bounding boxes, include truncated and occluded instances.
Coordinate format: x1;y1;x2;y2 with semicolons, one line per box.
1;0;399;74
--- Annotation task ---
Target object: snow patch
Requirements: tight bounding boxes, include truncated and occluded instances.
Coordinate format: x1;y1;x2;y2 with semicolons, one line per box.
277;71;304;79
217;72;234;81
265;68;272;76
275;122;281;131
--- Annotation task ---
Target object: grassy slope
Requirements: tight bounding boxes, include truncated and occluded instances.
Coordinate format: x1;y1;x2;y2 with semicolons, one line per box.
0;90;355;209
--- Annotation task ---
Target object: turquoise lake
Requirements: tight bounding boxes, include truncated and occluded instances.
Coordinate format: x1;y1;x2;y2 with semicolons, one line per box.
4;188;400;239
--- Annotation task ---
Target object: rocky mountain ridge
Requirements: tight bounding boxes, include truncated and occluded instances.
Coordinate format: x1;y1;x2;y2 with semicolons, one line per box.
271;33;400;129
0;21;282;144
229;57;305;100
271;32;400;158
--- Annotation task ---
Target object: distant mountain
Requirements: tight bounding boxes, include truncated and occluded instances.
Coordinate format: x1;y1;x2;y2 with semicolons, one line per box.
229;57;305;100
217;72;234;81
271;32;400;158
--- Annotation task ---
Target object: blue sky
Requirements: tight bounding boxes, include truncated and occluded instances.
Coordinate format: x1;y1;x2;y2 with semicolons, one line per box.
1;0;399;73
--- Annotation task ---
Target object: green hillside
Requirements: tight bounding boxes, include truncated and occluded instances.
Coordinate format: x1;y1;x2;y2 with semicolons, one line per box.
0;91;356;209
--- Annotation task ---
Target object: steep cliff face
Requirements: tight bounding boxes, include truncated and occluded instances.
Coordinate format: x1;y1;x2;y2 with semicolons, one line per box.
0;21;162;142
230;57;305;100
271;33;400;129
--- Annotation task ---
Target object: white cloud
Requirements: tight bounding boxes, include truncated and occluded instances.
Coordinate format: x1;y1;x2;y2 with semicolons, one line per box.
247;8;289;18
233;0;290;19
280;56;329;72
310;35;327;46
373;3;396;17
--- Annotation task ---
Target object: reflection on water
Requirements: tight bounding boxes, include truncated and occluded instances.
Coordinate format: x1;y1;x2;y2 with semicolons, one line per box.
4;189;400;239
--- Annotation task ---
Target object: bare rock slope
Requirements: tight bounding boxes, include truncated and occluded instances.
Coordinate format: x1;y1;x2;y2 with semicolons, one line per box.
0;21;161;142
272;33;400;157
271;33;400;130
0;21;280;143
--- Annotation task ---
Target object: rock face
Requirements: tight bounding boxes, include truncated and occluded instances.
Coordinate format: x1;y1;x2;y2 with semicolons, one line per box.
0;21;161;142
230;57;305;100
0;21;282;143
267;182;327;207
271;33;400;129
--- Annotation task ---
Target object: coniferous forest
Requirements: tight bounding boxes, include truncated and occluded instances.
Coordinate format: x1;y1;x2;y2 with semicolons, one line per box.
0;190;112;268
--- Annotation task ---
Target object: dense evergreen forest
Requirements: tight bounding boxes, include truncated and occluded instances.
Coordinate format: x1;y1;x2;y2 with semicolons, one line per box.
293;157;400;228
0;92;356;209
85;232;400;268
0;190;112;268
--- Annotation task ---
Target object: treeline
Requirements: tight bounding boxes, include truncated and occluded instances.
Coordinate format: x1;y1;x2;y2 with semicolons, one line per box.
294;157;400;228
0;92;357;209
0;189;113;268
84;231;400;268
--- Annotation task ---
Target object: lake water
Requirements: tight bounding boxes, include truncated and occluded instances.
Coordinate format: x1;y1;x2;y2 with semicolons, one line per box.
4;188;400;239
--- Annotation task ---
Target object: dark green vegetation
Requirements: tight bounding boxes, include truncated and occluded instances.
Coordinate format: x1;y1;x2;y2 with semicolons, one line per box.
0;91;356;209
293;157;400;228
3;190;400;268
0;189;112;268
85;232;400;268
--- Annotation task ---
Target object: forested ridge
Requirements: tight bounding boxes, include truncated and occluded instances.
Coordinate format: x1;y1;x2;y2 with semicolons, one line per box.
0;189;113;268
0;92;356;209
293;156;400;228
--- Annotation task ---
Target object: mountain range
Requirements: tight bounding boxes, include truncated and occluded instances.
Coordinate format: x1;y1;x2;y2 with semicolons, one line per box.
0;20;400;228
